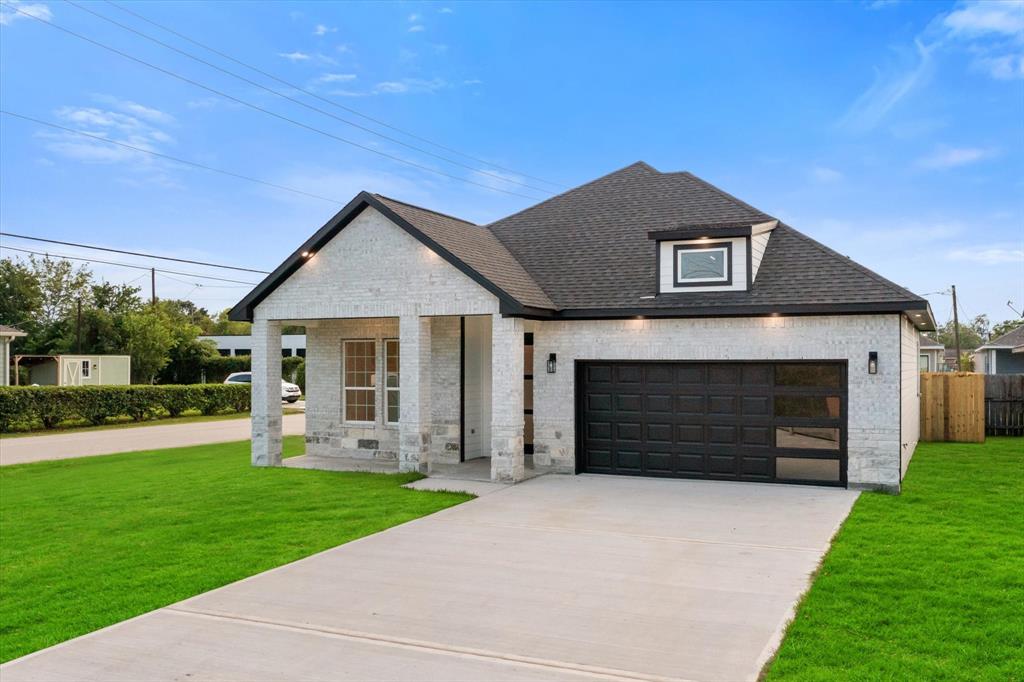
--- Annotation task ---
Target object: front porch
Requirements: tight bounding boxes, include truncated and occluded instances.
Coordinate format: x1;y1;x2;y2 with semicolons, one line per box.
251;314;537;483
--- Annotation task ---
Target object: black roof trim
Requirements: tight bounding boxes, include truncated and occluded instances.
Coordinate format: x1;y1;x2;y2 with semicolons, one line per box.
229;192;525;321
511;299;935;326
648;224;754;241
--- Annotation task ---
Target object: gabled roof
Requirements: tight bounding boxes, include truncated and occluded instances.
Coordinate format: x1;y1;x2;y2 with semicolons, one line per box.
0;324;26;337
230;162;934;326
977;324;1024;350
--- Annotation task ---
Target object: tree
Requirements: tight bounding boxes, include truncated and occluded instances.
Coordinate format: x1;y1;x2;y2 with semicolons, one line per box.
959;352;975;372
209;307;251;336
28;254;92;324
154;300;218;384
935;318;985;351
990;319;1024;341
123;309;175;383
0;258;42;334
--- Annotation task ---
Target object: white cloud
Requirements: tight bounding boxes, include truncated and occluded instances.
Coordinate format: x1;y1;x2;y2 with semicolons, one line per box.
943;1;1024;38
0;0;51;25
329;89;369;98
313;24;336;36
316;73;357;83
372;78;447;95
867;0;901;9
810;166;844;183
837;40;934;132
463;79;484;86
92;95;175;125
278;51;311;61
408;24;425;33
916;146;994;169
946;245;1024;264
973;52;1024;79
408;13;421;22
438;7;454;13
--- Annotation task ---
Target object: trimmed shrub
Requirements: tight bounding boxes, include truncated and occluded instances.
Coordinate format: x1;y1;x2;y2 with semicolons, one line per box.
0;384;253;432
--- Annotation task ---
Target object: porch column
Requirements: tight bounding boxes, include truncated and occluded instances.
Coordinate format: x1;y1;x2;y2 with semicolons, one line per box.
251;318;283;467
491;315;525;482
399;314;431;474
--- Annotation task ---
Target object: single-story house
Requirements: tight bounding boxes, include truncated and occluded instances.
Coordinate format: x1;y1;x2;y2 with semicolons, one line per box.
198;334;306;357
918;334;945;372
230;162;936;492
13;354;131;386
973;325;1024;375
1;324;27;386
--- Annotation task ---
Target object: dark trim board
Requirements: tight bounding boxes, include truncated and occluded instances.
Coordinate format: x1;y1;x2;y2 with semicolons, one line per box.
671;241;734;288
574;359;848;487
517;300;933;321
459;316;466;463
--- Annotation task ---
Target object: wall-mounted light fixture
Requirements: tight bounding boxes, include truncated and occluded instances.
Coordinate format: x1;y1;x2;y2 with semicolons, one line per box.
301;251;314;259
546;353;557;374
868;351;878;375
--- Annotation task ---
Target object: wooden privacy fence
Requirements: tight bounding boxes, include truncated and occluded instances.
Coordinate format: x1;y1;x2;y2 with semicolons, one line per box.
985;374;1024;436
920;373;985;443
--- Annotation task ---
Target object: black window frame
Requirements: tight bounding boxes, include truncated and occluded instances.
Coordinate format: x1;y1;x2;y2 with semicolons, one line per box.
672;241;733;287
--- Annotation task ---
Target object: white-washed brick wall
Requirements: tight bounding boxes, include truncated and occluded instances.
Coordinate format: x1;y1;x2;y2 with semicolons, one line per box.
251;319;283;466
253;206;499;322
305;318;400;460
430;317;462;465
900;315;920;480
399;315;431;473
533;314;905;491
491;315;525;482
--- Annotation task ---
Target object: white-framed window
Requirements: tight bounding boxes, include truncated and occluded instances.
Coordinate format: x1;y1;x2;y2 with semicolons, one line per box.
343;340;376;423
918;354;930;372
385;339;400;424
673;242;732;286
81;359;91;379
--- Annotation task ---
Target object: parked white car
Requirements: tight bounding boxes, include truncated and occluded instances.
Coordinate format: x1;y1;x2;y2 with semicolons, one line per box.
224;372;302;403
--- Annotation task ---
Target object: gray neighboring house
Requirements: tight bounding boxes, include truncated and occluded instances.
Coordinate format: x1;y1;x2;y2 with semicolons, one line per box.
230;162;936;492
974;325;1024;375
918;334;945;372
1;325;27;386
199;334;306;357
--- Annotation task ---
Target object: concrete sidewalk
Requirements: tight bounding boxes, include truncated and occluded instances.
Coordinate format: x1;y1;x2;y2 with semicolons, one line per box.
1;475;858;681
0;413;305;466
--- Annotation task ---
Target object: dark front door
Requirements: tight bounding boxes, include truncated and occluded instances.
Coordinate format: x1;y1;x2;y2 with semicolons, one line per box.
577;361;846;486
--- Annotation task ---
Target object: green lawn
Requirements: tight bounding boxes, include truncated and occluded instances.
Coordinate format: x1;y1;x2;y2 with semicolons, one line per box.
0;437;471;663
766;437;1024;681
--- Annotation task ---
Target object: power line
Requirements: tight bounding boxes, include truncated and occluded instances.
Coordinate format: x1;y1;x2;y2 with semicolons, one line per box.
1;232;269;274
103;0;565;190
1;111;346;206
0;245;259;285
67;0;556;195
5;5;544;201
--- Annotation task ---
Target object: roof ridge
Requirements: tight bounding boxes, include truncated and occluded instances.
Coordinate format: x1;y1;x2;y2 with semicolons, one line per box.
678;171;773;219
373;193;478;226
778;223;925;302
485;160;656;228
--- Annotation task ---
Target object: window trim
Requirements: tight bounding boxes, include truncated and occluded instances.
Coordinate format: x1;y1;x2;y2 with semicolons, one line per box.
81;359;91;379
672;241;733;287
342;339;377;425
384;338;400;425
918;353;930;372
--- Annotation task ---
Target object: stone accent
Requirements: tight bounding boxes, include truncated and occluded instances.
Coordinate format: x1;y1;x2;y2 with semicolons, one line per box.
532;314;907;490
399;315;431;474
251;319;283;467
490;315;525;482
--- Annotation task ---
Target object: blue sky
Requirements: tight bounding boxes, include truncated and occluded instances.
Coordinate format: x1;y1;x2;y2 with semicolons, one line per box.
1;0;1021;324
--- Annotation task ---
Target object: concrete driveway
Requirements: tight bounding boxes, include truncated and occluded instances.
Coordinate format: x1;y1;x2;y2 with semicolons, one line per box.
1;475;858;682
0;413;305;466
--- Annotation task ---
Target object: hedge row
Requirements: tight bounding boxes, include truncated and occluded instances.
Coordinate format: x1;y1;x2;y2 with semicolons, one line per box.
201;356;305;384
0;384;251;432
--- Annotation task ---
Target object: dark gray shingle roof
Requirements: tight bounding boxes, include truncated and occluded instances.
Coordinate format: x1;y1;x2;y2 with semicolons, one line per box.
984;324;1024;348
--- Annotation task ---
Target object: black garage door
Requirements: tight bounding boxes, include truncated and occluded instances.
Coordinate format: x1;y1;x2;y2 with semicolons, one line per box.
577;362;847;486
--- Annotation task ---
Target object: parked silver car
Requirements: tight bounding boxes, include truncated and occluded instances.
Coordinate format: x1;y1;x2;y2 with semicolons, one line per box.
224;372;302;403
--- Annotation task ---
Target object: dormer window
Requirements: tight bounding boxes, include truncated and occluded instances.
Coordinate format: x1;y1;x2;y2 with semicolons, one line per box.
673;242;732;287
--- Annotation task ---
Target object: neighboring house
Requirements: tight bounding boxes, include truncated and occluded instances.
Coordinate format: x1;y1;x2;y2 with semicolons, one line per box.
13;354;131;386
942;348;962;372
918;334;945;372
230;162;936;492
199;334;306;357
1;324;27;386
973;325;1024;375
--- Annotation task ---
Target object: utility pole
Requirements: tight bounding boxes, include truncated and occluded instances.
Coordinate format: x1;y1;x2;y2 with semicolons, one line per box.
76;297;82;353
951;285;961;371
151;267;156;305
